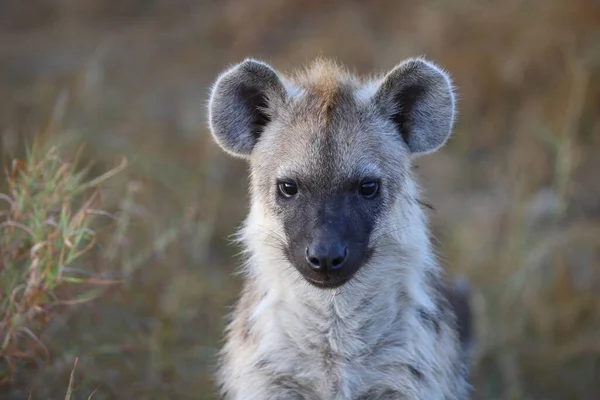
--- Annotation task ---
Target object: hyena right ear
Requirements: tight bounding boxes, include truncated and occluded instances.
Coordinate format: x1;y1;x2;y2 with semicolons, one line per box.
208;59;287;158
373;58;456;156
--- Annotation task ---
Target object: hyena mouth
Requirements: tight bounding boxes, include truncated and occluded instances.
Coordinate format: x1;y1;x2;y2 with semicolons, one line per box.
303;275;352;289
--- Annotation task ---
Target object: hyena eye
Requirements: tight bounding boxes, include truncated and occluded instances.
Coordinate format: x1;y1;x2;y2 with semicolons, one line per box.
358;181;380;199
278;181;298;197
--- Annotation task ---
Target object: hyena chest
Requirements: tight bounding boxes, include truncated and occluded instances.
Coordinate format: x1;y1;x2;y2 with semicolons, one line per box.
266;319;418;400
270;345;416;400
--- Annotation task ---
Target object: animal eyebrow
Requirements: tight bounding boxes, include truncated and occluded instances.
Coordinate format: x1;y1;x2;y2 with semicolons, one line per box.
352;163;382;180
274;172;305;186
275;165;303;179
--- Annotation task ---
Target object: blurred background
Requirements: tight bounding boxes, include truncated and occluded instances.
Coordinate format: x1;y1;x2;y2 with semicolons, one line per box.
0;0;599;399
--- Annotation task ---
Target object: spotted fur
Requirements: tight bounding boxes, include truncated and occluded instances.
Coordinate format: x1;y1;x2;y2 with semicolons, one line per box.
207;57;472;399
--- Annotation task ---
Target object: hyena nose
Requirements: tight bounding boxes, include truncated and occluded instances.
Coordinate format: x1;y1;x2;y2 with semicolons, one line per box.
305;243;348;272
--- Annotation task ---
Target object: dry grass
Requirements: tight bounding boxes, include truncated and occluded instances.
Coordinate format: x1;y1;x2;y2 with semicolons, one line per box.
0;123;128;386
0;0;599;399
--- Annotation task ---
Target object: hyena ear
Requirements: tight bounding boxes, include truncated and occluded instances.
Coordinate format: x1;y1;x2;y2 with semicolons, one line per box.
208;59;287;158
373;58;456;155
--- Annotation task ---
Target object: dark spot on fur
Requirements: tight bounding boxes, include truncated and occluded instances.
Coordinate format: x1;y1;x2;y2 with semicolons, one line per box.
444;278;473;353
357;388;403;400
272;374;317;398
425;270;453;317
372;336;405;355
241;318;252;340
303;301;327;320
408;364;424;381
353;291;379;315
397;289;408;303
418;307;441;334
416;198;435;210
256;358;270;369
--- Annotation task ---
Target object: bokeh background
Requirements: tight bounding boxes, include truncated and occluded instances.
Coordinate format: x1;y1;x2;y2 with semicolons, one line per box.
1;0;599;399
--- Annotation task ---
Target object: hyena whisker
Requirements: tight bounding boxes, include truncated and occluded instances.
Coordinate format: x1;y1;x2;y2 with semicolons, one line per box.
370;224;417;242
256;226;289;246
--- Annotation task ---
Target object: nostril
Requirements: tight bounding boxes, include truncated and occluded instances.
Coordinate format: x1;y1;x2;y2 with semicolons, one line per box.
309;256;321;267
305;247;321;270
331;247;348;269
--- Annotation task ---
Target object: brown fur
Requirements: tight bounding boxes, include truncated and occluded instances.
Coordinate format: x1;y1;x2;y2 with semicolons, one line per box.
293;59;360;128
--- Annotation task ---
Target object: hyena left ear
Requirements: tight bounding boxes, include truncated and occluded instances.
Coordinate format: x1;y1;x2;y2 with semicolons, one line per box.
208;59;287;158
373;58;456;155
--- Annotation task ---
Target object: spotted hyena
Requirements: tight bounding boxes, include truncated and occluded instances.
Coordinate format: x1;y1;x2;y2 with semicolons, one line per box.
207;57;473;400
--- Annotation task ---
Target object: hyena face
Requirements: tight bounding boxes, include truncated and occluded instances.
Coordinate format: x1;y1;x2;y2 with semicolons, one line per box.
208;58;455;288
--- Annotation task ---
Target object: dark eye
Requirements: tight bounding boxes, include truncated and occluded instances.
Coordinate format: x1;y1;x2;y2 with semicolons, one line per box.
278;181;298;197
358;181;380;199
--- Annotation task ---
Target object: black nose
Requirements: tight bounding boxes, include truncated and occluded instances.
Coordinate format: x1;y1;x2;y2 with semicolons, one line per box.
305;242;348;272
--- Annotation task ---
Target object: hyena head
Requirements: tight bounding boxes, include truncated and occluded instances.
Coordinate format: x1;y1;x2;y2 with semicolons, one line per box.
208;58;455;289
